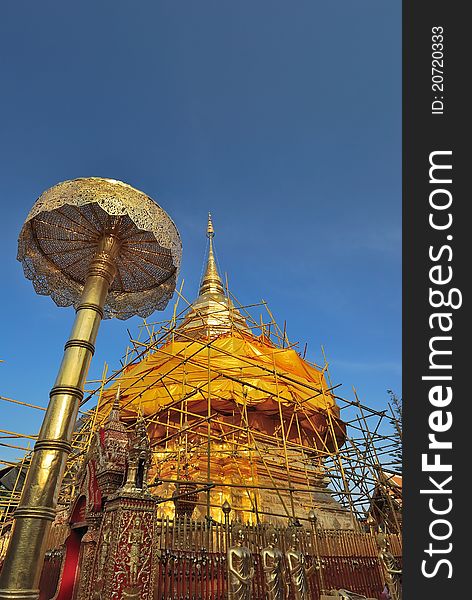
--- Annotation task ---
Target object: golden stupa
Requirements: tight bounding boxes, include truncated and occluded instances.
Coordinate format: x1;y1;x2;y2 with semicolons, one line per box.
99;215;349;528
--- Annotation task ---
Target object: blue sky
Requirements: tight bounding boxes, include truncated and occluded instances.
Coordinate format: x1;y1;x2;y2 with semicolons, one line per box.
0;1;400;463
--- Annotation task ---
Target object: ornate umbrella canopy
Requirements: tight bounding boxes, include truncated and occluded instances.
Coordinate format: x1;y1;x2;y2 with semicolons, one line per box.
17;177;182;319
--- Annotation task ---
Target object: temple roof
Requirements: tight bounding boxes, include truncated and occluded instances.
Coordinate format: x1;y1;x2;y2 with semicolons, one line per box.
110;334;340;416
175;215;250;340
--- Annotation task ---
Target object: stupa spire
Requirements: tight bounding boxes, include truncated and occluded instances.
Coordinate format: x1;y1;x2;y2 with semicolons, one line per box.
199;213;225;297
175;214;250;339
106;385;122;424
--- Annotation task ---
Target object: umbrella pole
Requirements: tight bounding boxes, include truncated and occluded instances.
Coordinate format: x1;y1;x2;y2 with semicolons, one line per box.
0;233;120;600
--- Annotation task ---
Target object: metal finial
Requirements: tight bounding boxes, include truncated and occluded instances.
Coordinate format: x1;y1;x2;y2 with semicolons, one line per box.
198;214;224;296
207;213;215;239
113;385;121;410
222;499;232;514
106;385;123;425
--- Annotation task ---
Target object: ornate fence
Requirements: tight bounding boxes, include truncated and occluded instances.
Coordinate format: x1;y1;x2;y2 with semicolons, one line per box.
35;517;401;600
152;518;401;600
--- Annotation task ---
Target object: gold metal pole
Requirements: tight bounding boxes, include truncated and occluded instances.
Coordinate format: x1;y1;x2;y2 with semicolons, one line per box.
0;233;120;600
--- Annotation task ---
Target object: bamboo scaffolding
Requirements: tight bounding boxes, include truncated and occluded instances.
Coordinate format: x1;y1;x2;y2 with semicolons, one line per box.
0;292;402;545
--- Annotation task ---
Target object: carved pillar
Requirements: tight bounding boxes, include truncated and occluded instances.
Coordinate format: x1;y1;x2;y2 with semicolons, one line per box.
72;392;129;600
90;495;157;600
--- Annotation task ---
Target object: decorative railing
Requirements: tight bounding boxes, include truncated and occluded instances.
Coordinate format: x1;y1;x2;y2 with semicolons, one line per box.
151;518;401;600
35;517;401;600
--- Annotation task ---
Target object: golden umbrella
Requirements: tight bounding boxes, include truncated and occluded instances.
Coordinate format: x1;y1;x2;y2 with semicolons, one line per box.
0;177;181;599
